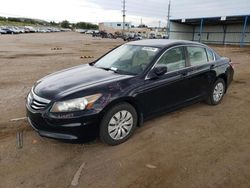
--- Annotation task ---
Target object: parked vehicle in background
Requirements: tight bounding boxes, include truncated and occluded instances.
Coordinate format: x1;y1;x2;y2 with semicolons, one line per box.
75;29;87;33
0;25;69;34
107;33;117;39
124;34;142;41
26;39;234;145
86;30;94;34
37;28;48;33
156;34;163;39
162;34;169;39
114;32;124;39
99;31;107;38
92;31;100;37
15;27;25;33
0;27;7;34
97;31;120;39
149;33;156;39
60;28;71;32
1;27;18;34
24;26;36;33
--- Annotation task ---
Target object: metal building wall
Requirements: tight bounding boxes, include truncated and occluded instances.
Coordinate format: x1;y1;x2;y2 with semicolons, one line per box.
225;24;244;45
245;25;250;44
194;25;224;44
169;22;193;40
169;16;249;46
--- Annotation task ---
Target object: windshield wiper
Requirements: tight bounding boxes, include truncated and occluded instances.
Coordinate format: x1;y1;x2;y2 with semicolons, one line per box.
96;66;118;73
97;66;112;71
95;66;134;75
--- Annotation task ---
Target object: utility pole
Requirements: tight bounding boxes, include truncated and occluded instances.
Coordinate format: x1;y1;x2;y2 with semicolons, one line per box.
122;0;126;36
158;20;161;35
167;0;171;38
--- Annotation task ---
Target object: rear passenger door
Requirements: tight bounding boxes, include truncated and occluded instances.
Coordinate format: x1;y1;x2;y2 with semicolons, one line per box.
184;46;215;100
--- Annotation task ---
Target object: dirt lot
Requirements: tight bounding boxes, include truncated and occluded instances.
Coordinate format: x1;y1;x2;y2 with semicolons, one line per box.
0;32;250;188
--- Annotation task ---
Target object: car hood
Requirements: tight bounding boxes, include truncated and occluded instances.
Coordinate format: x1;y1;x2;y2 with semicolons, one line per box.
34;64;132;100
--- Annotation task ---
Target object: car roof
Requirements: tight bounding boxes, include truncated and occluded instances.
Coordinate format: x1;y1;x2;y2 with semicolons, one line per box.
127;39;206;48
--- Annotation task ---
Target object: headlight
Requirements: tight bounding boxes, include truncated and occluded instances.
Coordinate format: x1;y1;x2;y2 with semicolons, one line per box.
50;94;102;112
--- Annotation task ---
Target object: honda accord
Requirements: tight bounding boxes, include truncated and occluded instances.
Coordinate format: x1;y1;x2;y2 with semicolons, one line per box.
26;39;234;145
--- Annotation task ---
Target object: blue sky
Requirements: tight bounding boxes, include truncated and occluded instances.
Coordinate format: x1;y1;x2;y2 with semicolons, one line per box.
0;0;249;26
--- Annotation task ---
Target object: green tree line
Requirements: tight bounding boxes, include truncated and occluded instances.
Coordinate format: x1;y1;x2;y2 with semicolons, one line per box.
0;16;98;29
0;16;48;25
60;20;98;29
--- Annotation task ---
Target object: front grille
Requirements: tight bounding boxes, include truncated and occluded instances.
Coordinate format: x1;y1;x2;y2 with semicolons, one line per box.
27;89;51;111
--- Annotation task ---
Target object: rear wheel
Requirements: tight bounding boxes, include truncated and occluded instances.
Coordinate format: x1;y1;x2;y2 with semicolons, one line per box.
100;103;137;145
206;78;225;105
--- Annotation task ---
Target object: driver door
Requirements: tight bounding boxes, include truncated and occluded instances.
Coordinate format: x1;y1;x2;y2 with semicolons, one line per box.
135;46;190;117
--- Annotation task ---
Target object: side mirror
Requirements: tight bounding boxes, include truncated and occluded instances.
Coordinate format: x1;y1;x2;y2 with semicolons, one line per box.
147;65;167;79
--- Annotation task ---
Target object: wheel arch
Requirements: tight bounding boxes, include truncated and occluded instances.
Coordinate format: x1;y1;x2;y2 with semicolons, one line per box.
99;97;143;127
217;73;228;93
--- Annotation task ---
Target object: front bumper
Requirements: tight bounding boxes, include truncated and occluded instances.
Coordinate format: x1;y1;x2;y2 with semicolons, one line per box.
26;106;100;141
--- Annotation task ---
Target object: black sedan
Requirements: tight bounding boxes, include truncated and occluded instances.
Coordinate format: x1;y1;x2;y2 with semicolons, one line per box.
26;40;234;145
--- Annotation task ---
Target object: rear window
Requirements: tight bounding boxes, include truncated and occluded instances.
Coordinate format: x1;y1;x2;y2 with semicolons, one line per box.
187;46;208;66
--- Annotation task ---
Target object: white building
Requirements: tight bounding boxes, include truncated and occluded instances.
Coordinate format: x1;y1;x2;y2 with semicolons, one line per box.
99;22;131;31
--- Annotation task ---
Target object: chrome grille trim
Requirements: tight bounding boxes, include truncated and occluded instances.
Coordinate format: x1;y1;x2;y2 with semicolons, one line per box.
33;100;47;106
31;104;45;110
31;88;51;104
28;88;51;111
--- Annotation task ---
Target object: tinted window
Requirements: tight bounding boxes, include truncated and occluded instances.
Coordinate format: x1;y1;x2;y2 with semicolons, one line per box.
156;47;186;72
187;47;208;66
206;49;214;62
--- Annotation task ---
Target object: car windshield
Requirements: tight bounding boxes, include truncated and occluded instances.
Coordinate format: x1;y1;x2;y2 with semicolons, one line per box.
94;44;160;75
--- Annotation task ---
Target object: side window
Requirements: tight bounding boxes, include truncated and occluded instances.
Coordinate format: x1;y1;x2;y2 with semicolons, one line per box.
187;46;208;66
156;47;186;72
206;49;214;62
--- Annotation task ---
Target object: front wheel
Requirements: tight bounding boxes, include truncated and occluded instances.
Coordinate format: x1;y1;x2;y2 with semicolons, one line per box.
206;78;226;105
100;103;137;145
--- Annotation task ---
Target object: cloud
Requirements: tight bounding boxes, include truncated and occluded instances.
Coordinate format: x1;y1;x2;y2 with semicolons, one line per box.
0;0;249;26
171;0;250;19
0;0;167;26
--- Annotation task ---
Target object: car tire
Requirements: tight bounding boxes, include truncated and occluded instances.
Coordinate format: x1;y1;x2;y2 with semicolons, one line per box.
100;103;138;145
206;78;226;105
